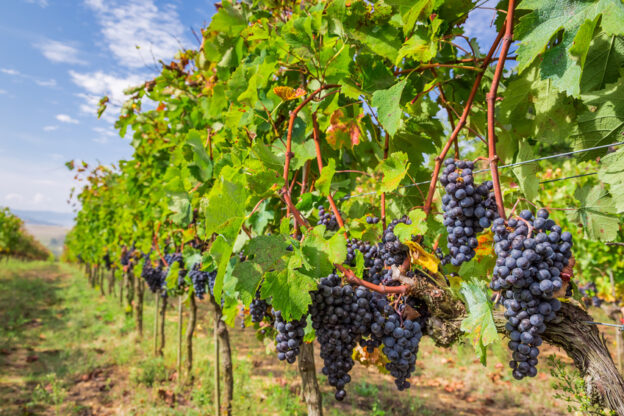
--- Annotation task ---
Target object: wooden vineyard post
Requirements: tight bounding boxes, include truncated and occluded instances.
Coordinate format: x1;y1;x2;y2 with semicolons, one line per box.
177;295;183;380
154;292;160;356
214;312;221;416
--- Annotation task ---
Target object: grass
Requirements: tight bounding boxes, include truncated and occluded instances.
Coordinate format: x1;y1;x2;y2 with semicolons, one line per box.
0;259;609;415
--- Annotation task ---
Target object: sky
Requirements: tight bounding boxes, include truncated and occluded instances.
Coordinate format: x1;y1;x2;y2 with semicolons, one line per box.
0;0;498;214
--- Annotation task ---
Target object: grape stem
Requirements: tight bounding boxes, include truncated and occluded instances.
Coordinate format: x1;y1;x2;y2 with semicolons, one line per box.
486;0;516;220
423;21;507;216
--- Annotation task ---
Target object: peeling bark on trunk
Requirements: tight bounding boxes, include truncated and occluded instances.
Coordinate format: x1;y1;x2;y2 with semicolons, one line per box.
298;342;323;416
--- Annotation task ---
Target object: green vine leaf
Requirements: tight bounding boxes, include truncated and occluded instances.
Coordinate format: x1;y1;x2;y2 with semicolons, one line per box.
460;279;498;365
598;147;624;213
568;183;619;241
371;79;407;137
377;151;409;193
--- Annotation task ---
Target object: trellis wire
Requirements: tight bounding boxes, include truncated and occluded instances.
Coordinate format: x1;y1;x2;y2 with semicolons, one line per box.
340;141;624;201
584;321;624;332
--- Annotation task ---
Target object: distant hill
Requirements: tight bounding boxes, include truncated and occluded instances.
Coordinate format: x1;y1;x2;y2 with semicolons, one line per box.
12;209;75;227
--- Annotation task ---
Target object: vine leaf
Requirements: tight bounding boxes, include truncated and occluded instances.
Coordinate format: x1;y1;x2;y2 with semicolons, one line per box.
185;130;213;182
261;267;317;321
377;151;409;193
516;0;624;90
580;33;624;93
232;261;263;306
404;241;439;274
273;86;306;101
393;209;427;243
371;79;407;137
210;235;236;304
316;159;336;196
460;279;498;365
568;183;619;241
301;226;347;275
168;193;192;228
200;168;248;240
511;140;539;201
326;109;362;149
598;147;624;213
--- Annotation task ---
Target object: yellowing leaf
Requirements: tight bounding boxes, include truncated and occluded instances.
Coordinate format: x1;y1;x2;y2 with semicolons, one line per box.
273;86;306;101
404;240;439;274
474;232;494;257
325;109;362;149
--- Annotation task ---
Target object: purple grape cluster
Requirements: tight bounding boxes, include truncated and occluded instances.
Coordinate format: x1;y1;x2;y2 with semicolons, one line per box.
162;253;186;290
380;216;412;268
309;273;424;399
273;310;306;364
141;253;165;293
309;273;372;400
317;206;340;231
440;158;498;266
250;290;270;323
491;209;573;379
188;263;216;299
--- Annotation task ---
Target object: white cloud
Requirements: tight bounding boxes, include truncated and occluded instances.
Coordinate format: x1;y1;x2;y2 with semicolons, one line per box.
56;114;79;124
0;157;76;213
33;193;45;204
24;0;49;7
92;126;118;144
0;89;6;94
1;68;20;76
35;39;86;65
70;70;144;122
85;0;189;68
43;125;59;132
5;193;24;203
36;79;57;87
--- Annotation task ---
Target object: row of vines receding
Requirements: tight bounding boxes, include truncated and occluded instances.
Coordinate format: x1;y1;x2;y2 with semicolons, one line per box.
63;1;624;415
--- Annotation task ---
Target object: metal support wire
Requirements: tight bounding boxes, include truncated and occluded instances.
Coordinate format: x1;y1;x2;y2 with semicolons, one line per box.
584;321;624;332
339;141;623;202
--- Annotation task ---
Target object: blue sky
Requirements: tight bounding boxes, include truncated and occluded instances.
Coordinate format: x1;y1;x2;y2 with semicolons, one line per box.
0;0;497;214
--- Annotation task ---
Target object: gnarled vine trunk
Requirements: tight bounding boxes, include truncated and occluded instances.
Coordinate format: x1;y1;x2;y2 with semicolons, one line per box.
108;269;115;296
158;294;168;357
427;293;624;415
125;269;134;314
526;303;624;415
298;342;323;416
185;295;197;381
